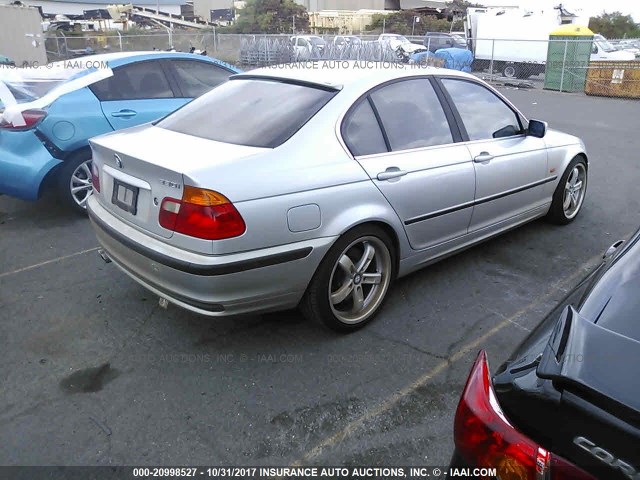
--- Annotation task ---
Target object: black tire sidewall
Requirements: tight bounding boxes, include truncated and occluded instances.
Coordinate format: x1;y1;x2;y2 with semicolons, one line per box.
302;225;396;332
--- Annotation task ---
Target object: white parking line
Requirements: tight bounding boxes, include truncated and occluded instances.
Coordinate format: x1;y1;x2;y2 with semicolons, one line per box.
292;252;604;465
0;247;99;279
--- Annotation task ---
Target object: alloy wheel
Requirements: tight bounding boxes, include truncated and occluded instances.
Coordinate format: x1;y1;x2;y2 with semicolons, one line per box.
69;159;93;209
328;236;392;325
563;163;587;219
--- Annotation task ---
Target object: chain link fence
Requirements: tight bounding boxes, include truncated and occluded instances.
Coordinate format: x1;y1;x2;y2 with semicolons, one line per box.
469;37;640;99
43;31;640;98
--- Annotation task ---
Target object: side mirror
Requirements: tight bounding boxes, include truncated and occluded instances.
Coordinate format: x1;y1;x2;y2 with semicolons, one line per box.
603;240;625;259
592;44;598;54
528;119;547;138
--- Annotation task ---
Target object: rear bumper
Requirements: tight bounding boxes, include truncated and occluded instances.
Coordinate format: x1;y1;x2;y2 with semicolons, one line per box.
87;196;336;317
0;129;60;200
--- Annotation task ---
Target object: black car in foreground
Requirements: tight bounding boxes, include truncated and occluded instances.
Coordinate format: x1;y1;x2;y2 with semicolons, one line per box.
451;230;640;480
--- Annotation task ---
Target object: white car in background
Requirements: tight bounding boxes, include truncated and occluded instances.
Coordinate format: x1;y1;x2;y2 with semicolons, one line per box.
333;35;362;47
291;35;326;59
592;34;636;61
617;39;640;58
378;33;425;54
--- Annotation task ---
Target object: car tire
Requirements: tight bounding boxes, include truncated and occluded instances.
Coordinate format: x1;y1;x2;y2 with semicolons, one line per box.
503;63;518;78
57;152;93;214
546;156;588;225
300;225;396;332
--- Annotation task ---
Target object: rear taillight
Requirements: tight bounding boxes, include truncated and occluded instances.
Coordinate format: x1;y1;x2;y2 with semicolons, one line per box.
91;162;100;193
158;186;245;240
0;109;47;130
454;351;597;480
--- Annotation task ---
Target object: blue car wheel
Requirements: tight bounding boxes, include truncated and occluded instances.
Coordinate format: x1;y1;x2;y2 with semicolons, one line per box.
56;152;94;214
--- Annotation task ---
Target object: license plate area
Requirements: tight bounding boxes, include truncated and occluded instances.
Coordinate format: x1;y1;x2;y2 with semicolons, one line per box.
111;179;139;216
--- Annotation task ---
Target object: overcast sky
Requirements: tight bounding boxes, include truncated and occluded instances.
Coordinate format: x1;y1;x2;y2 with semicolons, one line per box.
484;0;640;22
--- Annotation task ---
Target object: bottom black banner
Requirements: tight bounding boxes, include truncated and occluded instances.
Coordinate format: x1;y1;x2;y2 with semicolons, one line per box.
0;466;493;480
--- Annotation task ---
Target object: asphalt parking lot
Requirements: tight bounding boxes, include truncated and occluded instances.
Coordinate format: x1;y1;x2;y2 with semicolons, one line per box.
1;87;639;468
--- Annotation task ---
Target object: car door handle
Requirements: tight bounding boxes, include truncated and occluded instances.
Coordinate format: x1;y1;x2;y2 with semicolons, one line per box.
377;168;408;181
474;152;495;163
111;109;137;118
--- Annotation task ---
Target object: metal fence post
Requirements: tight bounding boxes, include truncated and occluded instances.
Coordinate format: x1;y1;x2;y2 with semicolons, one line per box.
117;30;122;51
489;38;495;81
61;31;68;58
560;38;568;93
427;37;431;53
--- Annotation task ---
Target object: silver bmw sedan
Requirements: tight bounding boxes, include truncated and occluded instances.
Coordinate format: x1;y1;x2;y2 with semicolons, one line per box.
87;62;588;331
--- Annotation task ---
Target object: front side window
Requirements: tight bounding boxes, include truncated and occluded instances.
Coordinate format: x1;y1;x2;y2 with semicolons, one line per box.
158;78;336;148
441;79;523;141
369;78;453;151
91;61;173;101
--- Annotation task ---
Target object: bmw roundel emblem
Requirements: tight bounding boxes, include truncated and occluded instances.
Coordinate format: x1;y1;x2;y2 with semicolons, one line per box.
114;154;123;169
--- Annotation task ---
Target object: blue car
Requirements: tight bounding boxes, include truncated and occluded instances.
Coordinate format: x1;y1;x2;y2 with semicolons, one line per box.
0;51;240;212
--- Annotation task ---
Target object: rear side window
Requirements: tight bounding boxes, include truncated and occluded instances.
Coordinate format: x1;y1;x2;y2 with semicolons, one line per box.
168;60;231;98
158;78;337;148
370;79;453;151
91;61;173;101
342;99;388;156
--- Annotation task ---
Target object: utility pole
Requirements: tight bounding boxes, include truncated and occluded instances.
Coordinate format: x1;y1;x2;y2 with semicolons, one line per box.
412;16;420;37
293;14;295;34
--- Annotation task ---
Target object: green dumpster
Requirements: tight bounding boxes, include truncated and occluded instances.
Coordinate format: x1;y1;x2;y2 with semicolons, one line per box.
544;25;594;92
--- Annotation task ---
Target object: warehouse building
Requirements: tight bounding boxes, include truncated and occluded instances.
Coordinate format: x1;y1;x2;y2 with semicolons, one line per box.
0;3;47;66
14;0;185;17
193;0;447;23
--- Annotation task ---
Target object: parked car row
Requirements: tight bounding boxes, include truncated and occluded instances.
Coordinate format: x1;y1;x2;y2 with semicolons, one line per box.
610;37;640;58
289;33;470;61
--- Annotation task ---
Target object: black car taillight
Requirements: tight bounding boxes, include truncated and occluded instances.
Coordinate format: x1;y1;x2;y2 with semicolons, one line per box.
454;351;597;480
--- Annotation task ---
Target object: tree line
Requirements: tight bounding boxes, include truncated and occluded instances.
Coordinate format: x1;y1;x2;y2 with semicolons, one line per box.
221;0;640;39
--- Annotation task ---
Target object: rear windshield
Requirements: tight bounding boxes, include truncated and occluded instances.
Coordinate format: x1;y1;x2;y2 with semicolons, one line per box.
0;65;87;104
579;234;640;342
157;78;337;148
2;80;65;103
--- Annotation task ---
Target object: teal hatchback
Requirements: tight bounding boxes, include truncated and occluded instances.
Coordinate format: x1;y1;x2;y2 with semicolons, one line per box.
0;51;239;212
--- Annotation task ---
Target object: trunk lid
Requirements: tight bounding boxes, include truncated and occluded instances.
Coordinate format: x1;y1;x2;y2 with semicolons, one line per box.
492;239;640;480
535;307;640;480
90;124;267;242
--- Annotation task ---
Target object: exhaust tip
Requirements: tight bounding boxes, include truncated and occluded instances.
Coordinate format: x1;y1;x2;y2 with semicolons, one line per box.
98;248;112;264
